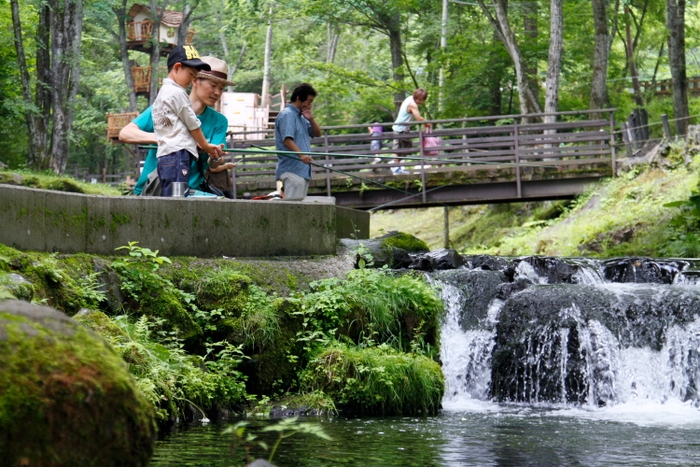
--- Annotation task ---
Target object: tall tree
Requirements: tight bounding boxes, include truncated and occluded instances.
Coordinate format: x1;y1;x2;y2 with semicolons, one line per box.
543;0;563;124
477;0;542;115
623;2;645;106
305;0;410;111
590;0;611;113
666;0;688;135
111;0;138;112
11;0;84;172
260;1;273;108
522;1;539;104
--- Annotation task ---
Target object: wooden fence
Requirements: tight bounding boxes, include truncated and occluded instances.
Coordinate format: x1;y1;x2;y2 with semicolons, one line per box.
224;109;617;202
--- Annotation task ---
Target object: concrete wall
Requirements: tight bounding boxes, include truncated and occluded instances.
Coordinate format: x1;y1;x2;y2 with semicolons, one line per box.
0;185;369;257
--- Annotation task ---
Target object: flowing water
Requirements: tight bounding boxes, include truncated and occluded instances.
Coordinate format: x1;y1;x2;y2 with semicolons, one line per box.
151;256;700;466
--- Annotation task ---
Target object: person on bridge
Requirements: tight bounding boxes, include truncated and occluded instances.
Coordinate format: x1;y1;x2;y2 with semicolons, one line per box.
392;89;430;175
274;83;322;200
120;55;233;196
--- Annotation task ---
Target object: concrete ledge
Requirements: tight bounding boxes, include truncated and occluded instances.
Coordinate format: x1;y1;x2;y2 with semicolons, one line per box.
0;185;369;257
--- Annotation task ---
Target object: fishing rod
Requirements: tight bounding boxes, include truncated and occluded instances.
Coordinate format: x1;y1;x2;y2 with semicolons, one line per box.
138;145;560;169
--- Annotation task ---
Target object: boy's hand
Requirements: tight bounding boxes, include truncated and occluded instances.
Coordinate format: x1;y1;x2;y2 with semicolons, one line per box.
204;143;224;157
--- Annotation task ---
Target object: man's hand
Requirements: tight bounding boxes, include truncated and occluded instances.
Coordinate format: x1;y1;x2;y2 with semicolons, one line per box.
301;104;314;121
299;154;313;164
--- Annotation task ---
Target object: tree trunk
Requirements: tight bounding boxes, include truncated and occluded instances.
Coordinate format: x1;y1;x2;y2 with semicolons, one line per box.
327;23;340;64
438;0;448;115
148;0;162;105
478;0;541;116
11;0;48;169
666;0;689;135
387;13;405;112
261;1;274;108
523;1;539;104
113;0;138;112
590;0;610;115
49;0;84;173
11;0;82;173
625;5;645;107
544;0;563;124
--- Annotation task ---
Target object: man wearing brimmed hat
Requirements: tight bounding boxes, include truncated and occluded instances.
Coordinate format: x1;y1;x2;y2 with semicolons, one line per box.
122;54;233;196
152;45;225;197
196;56;236;87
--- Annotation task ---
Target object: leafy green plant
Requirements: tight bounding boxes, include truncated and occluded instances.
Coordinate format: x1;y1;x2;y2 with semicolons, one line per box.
297;269;442;356
111;242;172;301
661;183;700;257
225;417;332;466
354;242;374;269
87;314;247;421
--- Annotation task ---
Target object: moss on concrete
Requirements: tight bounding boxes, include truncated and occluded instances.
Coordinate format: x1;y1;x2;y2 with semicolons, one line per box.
0;300;155;467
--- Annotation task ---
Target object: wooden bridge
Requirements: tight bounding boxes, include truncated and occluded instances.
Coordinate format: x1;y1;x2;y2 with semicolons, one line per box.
223;109;617;210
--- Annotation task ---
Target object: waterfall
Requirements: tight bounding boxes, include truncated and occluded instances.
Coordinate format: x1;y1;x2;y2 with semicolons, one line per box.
434;256;700;409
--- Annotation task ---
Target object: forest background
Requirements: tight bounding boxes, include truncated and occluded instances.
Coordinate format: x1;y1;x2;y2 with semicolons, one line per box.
2;0;700;176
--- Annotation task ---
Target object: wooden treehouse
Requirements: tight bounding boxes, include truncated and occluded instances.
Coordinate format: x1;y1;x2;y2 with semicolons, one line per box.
126;4;195;56
130;65;167;97
106;112;138;143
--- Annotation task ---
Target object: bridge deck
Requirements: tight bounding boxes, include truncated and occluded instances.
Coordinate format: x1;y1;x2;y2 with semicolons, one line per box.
225;109;617;210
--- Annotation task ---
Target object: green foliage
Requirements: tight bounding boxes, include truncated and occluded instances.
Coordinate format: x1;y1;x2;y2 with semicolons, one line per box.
186;267;281;349
111;242;200;337
301;342;444;415
80;314;247;421
112;242;172;302
298;268;442;356
22;254;106;313
0;238;449;419
660;180;700;257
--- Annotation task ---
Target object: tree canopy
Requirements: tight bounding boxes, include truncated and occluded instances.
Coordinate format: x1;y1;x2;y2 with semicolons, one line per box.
1;0;699;173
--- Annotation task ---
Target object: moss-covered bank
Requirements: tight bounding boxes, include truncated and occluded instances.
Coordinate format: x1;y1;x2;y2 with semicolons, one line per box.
0;240;445;421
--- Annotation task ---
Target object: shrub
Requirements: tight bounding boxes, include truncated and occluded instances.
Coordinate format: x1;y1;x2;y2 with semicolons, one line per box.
301;342;444;416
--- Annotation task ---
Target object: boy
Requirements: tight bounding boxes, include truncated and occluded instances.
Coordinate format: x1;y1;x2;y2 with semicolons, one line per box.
153;45;223;197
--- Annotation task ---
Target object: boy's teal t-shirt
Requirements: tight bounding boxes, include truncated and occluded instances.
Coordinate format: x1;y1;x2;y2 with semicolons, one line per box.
132;105;228;195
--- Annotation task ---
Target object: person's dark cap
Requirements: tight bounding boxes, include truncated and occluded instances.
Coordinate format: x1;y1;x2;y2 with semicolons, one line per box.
167;45;211;71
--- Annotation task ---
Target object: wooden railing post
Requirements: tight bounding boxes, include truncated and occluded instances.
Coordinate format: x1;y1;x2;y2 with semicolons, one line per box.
609;111;617;177
514;119;521;198
324;130;331;197
229;141;238;199
622;122;633;157
661;114;672;139
418;124;427;204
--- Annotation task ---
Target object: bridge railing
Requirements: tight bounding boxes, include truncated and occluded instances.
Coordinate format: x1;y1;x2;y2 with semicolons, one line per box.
225;109;617;200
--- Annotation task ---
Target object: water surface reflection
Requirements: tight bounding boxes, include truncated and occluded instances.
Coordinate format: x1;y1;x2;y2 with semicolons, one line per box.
151;403;700;466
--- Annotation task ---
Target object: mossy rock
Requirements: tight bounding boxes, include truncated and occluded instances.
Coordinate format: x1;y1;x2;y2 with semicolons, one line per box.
0;273;34;301
137;289;201;339
377;231;430;253
0;300;155;467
